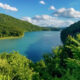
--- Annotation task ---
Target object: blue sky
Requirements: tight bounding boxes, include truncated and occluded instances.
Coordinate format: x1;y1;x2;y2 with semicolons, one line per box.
0;0;80;27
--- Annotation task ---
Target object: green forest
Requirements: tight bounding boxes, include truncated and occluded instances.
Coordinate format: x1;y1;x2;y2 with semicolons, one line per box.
0;13;50;38
0;34;80;80
61;21;80;43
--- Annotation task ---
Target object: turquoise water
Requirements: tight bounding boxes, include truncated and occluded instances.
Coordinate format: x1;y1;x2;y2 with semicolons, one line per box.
0;31;61;62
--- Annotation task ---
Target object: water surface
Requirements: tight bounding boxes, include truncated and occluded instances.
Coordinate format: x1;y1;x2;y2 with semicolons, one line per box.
0;31;61;62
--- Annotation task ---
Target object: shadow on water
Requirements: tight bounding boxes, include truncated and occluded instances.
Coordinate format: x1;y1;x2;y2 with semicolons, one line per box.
25;35;61;62
0;31;62;62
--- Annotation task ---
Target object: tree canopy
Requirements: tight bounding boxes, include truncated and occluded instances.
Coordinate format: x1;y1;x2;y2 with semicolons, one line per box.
61;21;80;43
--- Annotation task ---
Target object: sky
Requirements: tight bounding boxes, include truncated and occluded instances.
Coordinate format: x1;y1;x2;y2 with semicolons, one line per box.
0;0;80;27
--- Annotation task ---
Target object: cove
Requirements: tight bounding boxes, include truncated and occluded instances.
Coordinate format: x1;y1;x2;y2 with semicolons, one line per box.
0;31;61;62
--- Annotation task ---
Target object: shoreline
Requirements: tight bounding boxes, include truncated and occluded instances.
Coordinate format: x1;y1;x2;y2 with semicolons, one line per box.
0;33;24;40
0;30;60;40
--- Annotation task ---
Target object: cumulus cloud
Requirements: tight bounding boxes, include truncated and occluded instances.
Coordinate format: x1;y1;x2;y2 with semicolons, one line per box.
22;15;74;27
40;1;45;5
53;8;80;18
49;6;55;10
0;2;18;11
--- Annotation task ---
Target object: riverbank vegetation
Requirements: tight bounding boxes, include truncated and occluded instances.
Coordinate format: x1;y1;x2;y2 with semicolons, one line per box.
0;34;80;80
61;21;80;43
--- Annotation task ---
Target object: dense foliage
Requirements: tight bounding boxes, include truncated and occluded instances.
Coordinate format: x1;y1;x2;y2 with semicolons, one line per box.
0;52;39;80
0;13;47;38
61;21;80;43
32;34;80;80
0;34;80;80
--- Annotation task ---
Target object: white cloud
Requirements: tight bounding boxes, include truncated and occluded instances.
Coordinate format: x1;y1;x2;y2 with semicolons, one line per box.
22;15;74;27
53;8;80;18
0;2;18;11
40;1;45;5
49;6;55;10
22;17;32;22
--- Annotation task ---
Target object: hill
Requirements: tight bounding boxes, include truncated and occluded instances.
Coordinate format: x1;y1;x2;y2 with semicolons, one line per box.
0;13;44;38
61;21;80;43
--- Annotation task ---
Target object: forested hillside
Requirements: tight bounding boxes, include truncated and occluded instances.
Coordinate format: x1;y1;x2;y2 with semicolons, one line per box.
0;34;80;80
61;21;80;43
0;13;44;38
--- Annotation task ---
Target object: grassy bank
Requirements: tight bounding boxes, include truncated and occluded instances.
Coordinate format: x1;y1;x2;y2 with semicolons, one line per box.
0;33;24;40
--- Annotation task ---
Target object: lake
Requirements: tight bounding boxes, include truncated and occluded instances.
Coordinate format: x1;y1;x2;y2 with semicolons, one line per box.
0;31;62;62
